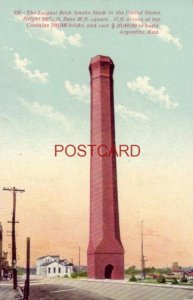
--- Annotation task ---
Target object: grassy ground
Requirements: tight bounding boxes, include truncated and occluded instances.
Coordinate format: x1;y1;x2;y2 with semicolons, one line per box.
124;274;193;286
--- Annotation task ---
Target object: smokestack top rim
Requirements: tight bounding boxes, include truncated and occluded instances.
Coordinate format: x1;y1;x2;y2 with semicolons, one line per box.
90;55;113;65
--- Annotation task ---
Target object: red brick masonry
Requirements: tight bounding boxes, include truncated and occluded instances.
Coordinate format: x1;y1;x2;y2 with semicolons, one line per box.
87;55;124;279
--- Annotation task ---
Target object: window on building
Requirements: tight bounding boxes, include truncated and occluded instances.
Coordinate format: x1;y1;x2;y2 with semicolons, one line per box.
66;267;68;273
48;268;50;273
53;267;56;273
58;267;61;273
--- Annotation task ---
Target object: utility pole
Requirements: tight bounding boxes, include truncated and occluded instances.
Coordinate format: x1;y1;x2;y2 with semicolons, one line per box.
140;220;147;280
78;247;80;267
3;187;25;289
24;237;30;300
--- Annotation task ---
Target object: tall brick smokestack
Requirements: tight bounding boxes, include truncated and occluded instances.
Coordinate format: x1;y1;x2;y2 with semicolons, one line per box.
87;55;124;279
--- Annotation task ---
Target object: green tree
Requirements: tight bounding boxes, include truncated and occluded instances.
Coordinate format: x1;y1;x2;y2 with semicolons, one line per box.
144;267;156;274
125;266;138;275
156;267;171;274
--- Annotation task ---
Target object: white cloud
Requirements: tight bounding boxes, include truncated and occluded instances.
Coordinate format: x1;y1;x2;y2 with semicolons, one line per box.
158;25;182;50
19;98;69;128
115;104;149;121
14;53;48;83
129;14;182;50
3;46;14;51
64;80;89;103
127;76;178;109
67;33;82;47
64;80;148;121
15;14;82;48
37;28;82;48
37;28;66;47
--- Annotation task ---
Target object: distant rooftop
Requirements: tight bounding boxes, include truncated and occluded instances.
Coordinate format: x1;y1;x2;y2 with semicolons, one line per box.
37;255;59;260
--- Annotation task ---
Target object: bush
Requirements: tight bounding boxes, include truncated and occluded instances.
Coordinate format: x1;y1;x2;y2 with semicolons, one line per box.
157;275;166;283
17;267;24;276
64;275;68;278
129;275;137;282
172;278;178;285
71;272;78;278
78;271;87;277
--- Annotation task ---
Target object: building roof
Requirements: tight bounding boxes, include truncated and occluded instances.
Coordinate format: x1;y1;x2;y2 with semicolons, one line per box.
59;260;73;266
37;255;59;260
40;261;54;267
185;271;193;276
40;261;73;267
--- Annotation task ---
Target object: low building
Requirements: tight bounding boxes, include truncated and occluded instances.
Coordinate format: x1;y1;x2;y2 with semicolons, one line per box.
36;255;73;277
184;271;193;281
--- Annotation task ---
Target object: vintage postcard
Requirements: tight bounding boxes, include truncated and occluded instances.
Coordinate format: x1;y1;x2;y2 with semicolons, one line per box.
0;0;193;299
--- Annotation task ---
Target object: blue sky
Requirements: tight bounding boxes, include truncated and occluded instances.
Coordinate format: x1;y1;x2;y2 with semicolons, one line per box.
0;0;192;159
0;0;193;267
